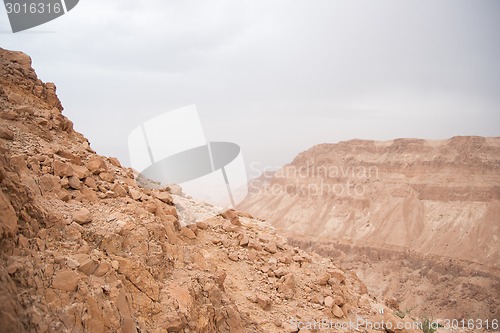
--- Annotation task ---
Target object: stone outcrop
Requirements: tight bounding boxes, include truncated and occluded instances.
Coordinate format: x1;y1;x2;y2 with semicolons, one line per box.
240;137;500;266
239;137;500;321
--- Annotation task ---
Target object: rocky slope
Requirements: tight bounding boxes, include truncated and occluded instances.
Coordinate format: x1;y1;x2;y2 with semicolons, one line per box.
239;137;500;321
0;48;431;333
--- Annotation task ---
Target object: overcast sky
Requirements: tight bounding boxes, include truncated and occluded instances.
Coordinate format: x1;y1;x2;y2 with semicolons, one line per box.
1;0;499;177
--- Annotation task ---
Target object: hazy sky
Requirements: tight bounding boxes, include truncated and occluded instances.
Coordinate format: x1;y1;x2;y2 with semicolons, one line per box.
1;0;499;177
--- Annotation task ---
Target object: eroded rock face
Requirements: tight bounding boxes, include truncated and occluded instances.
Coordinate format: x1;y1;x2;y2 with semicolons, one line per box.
239;137;500;266
0;48;398;333
238;135;500;320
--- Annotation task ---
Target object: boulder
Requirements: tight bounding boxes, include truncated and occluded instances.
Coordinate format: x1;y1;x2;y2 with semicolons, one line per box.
111;183;127;197
68;176;82;190
278;274;295;299
332;304;344;318
318;273;330;286
180;227;196;239
56;150;81;165
152;190;172;204
53;160;72;177
86;156;108;174
108;157;121;167
220;209;241;226
71;165;90;179
73;208;92;225
256;294;271;310
0;126;14;140
129;187;142;201
98;172;115;183
0;189;17;237
264;241;278;254
52;270;80;292
324;296;334;308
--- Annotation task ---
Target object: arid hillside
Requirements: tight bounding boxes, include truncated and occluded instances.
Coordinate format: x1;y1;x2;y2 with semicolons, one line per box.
0;48;432;333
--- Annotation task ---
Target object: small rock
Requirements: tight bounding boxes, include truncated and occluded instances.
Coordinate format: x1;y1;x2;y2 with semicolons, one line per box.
324;296;334;308
105;190;117;198
264;241;278;254
332;304;344;318
0;126;14;140
73;208;92;225
310;293;324;305
180;227;196;239
318;273;330;286
81;187;98;202
327;268;346;285
84;177;97;189
248;239;262;251
220;209;241;225
153;190;172;204
228;252;239;262
52;270;80;292
222;220;238;232
78;259;98;275
66;258;80;269
86;156;107;174
129;187;143;201
71;165;90;179
169;184;183;195
53;160;72;177
7;92;23;104
278;274;295;299
99;172;115;183
39;174;61;195
60;177;69;187
56;150;81;166
93;262;110;277
274;267;287;278
216;270;227;288
108;157;121;167
256;294;271;310
239;235;249;246
196;221;208;230
0;110;17;120
68;176;82;190
112;183;127;197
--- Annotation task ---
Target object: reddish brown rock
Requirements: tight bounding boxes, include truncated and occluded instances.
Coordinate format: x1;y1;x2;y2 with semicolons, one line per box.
256;294;271;310
98;172;115;183
52;270;80;292
86;156;107;174
0;126;14;140
111;183;127;197
73;208;92;225
0;189;17;237
220;209;242;226
180;227;196;239
53;160;72;177
68;176;82;190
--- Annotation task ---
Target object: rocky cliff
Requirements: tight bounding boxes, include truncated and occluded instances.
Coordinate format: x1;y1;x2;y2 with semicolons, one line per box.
239;137;500;321
0;48;424;333
240;137;500;267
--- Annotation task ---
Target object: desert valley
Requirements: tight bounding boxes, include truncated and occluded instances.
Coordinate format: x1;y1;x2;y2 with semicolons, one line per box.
0;48;498;333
